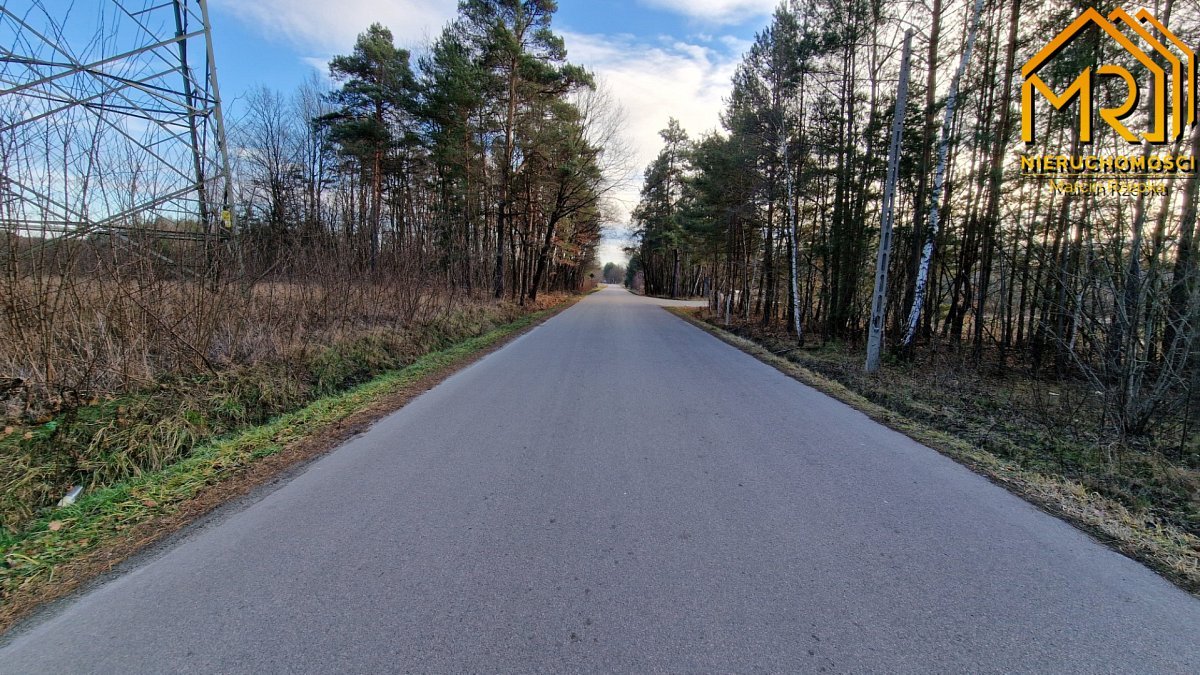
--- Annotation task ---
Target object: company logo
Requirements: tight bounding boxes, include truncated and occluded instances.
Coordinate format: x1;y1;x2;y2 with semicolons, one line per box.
1019;8;1196;195
1021;7;1195;145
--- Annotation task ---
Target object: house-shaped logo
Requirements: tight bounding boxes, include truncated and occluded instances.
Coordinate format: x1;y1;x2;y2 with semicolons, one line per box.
1022;7;1195;145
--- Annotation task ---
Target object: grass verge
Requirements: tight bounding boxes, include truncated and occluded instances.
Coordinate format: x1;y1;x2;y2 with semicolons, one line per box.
0;295;583;632
669;307;1200;596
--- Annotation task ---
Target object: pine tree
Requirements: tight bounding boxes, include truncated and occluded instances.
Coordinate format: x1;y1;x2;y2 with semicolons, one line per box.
320;23;418;269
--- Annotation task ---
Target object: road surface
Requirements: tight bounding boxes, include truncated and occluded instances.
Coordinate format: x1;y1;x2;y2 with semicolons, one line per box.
3;286;1198;673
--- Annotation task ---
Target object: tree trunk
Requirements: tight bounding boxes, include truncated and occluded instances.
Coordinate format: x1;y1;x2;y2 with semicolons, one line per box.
973;0;1020;362
902;0;986;348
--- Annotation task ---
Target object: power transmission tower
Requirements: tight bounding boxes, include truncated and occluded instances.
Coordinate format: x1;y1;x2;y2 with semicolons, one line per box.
0;0;235;250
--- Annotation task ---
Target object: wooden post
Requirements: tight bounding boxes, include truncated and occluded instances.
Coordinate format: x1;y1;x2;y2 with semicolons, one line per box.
866;30;914;374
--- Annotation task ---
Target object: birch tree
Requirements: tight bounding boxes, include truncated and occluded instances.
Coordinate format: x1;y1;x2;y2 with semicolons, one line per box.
901;0;987;349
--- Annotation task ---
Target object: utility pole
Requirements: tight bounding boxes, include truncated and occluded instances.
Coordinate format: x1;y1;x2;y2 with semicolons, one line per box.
866;30;914;374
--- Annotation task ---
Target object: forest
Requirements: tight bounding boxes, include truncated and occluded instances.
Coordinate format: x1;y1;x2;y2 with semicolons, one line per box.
630;0;1200;442
233;1;616;309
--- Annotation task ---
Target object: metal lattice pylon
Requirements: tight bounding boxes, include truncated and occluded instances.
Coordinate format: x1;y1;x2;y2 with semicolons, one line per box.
0;0;234;246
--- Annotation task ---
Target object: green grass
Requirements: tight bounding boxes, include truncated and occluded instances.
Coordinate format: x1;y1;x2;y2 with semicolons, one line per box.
0;302;564;610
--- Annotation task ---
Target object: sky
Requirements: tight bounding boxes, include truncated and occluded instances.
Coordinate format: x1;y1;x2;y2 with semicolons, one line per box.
204;0;778;265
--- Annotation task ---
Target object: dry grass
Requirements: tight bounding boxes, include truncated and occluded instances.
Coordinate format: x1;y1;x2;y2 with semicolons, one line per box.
0;269;569;532
3;276;456;416
1;233;578;532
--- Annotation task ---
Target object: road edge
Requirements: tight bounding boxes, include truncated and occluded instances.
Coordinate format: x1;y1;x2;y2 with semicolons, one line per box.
0;292;590;635
665;306;1200;597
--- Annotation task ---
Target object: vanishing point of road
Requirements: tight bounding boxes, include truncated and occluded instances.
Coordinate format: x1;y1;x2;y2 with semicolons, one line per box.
2;286;1198;673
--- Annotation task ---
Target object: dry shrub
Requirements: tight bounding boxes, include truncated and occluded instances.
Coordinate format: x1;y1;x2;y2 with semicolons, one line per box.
0;228;573;532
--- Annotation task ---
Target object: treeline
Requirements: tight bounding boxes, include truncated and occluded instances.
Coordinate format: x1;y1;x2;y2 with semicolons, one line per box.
236;0;615;304
601;262;626;284
631;0;1200;437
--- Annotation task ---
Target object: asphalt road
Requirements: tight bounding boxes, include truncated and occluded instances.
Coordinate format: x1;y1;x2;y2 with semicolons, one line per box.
3;286;1199;673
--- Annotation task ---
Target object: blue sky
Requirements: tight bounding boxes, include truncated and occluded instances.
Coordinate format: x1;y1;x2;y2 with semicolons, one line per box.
205;0;778;264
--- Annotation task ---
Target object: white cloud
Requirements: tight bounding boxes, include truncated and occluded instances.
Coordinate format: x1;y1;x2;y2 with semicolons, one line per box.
638;0;776;24
299;56;331;76
211;0;456;53
562;31;740;261
719;34;754;54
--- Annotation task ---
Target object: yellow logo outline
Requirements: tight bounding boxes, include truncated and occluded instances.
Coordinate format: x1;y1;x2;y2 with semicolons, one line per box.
1021;7;1195;145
